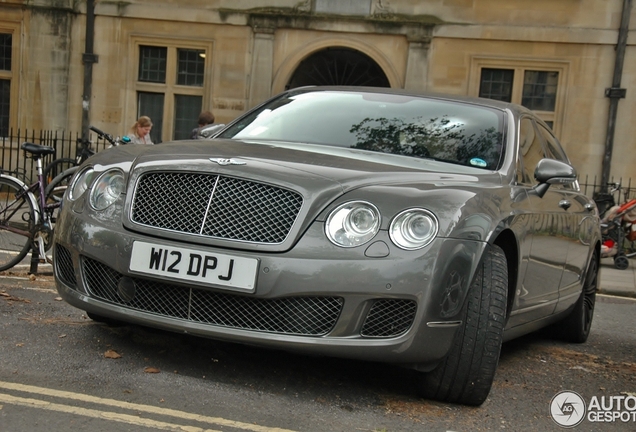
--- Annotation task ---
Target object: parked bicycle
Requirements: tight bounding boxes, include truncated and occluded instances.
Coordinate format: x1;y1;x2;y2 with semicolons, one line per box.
42;134;96;184
0;143;63;270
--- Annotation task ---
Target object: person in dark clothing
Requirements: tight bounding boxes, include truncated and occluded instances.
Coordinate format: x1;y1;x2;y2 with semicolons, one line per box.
190;110;215;139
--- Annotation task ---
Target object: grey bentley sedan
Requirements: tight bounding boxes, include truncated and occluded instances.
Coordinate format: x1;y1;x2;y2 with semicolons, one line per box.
54;87;601;406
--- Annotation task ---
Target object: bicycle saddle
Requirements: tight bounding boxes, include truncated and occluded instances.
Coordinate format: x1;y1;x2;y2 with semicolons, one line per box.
21;142;56;156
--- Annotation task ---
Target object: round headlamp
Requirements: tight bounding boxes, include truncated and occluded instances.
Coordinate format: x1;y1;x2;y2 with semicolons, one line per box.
69;167;95;201
389;209;438;250
90;170;125;210
325;201;380;247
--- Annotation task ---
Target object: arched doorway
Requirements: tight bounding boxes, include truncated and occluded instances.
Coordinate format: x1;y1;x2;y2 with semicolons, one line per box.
286;47;390;90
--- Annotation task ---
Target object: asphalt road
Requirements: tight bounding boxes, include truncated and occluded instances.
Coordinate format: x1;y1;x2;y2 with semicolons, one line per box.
1;269;635;432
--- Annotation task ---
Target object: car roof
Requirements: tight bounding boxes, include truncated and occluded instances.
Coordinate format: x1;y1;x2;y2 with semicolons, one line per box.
285;85;531;117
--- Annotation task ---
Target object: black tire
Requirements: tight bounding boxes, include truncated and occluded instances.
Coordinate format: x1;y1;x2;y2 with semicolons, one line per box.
417;244;508;406
614;254;629;270
0;177;36;271
45;166;78;205
43;158;77;186
559;252;598;343
44;167;78;225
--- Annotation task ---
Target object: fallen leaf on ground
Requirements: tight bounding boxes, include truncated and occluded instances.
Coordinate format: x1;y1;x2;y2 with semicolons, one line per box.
104;349;122;359
15;343;24;347
144;367;160;374
54;297;62;301
58;334;67;338
0;292;9;297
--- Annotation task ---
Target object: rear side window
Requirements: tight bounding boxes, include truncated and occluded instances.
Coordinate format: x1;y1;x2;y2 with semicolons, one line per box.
537;123;574;190
517;117;545;184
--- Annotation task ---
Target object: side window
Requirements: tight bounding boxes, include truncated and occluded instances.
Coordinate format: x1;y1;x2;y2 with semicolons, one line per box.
518;117;545;184
537;123;575;190
537;124;567;162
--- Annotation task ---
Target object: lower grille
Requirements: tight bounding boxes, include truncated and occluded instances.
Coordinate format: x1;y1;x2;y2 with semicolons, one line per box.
55;244;76;288
360;299;417;337
82;258;343;336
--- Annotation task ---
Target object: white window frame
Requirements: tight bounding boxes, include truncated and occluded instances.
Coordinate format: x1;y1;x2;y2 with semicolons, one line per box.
127;36;213;141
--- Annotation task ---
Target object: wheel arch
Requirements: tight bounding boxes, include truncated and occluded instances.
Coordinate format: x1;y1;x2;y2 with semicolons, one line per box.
493;229;518;322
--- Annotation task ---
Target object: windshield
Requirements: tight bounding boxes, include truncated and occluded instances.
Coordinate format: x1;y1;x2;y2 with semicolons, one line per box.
218;90;505;170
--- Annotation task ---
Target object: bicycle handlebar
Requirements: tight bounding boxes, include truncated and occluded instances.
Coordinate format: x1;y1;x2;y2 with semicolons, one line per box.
89;125;130;146
89;126;115;145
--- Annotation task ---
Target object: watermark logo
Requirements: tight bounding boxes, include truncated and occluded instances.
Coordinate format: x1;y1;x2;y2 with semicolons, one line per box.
550;391;586;428
550;391;636;427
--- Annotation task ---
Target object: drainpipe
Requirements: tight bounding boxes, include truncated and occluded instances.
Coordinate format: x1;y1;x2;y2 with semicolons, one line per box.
601;0;632;188
81;0;98;141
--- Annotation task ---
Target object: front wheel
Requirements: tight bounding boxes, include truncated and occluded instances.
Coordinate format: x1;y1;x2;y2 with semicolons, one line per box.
0;177;36;271
417;244;508;406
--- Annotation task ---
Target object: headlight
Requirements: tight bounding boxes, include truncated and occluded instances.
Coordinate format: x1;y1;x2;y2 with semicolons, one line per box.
69;167;95;201
90;170;125;210
325;201;380;247
389;209;438;250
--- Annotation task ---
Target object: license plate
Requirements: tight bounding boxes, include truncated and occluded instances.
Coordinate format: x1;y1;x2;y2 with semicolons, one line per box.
129;241;258;291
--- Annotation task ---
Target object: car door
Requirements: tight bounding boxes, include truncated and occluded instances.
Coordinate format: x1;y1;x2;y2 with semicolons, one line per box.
509;116;568;326
537;124;594;313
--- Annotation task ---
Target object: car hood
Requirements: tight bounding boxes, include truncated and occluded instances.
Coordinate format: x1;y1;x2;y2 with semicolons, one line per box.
105;138;496;190
93;139;502;251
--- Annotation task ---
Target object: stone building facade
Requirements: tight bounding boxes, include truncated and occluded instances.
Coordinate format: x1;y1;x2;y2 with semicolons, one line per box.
0;0;634;182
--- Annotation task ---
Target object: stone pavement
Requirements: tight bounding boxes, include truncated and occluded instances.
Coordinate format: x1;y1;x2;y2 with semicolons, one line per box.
599;257;636;298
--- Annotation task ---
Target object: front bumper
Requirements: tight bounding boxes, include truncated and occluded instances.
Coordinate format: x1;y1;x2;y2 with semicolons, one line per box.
54;207;486;368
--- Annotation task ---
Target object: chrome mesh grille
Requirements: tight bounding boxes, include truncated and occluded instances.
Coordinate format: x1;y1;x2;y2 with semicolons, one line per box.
360;299;417;337
82;257;343;336
55;244;76;288
131;172;303;244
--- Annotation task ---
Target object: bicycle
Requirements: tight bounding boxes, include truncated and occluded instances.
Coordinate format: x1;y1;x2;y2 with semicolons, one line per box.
0;142;62;271
42;134;96;184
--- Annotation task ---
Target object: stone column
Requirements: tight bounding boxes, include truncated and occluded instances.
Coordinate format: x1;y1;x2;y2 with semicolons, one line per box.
403;33;431;92
248;25;275;109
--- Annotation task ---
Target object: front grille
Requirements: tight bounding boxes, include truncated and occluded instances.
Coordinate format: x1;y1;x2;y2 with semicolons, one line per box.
360;299;417;337
131;172;303;244
82;257;343;336
55;244;76;288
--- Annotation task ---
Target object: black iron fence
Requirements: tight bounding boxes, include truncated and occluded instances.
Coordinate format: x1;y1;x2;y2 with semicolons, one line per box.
0;129;112;183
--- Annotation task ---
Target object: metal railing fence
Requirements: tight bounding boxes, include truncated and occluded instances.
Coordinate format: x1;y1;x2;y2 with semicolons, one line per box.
0;129;110;183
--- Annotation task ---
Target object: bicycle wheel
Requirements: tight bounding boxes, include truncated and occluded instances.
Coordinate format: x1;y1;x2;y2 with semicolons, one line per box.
43;158;77;186
45;167;78;222
0;177;36;271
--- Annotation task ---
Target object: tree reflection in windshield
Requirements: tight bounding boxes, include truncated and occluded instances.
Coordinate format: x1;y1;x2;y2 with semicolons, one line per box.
350;116;503;169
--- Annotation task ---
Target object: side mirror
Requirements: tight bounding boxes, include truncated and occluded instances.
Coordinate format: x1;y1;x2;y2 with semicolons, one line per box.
533;159;577;198
198;124;226;139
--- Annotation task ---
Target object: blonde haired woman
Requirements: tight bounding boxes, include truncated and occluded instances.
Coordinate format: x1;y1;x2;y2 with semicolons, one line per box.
126;116;154;145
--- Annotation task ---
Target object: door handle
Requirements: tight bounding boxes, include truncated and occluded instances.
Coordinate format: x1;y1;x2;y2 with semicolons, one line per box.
559;200;571;210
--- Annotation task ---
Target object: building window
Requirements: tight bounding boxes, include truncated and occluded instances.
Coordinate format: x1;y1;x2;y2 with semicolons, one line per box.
521;71;558;112
134;43;208;143
0;33;12;136
139;46;167;83
177;49;205;87
472;59;567;135
479;68;514;102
